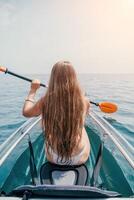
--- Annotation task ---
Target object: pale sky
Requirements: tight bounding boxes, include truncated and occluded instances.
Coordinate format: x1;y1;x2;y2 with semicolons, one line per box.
0;0;134;74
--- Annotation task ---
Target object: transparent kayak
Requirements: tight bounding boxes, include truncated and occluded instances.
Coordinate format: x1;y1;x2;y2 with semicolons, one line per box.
0;111;134;199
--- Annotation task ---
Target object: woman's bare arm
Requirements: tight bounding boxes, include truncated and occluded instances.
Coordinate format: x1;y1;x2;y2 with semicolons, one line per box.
23;79;43;117
85;97;90;114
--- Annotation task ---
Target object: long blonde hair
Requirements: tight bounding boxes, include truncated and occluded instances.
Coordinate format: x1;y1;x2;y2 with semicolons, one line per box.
42;61;85;160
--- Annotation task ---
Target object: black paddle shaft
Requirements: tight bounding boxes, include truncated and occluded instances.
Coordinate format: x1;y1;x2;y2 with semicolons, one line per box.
90;101;99;106
5;69;47;88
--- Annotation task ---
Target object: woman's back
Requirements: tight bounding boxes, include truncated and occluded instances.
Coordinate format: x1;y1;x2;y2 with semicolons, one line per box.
23;61;90;165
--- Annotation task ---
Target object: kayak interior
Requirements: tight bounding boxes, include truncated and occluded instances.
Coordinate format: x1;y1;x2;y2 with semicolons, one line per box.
0;111;133;198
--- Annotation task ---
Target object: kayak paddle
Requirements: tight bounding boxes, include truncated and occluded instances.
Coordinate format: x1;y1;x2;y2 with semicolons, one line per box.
0;66;47;88
0;66;118;113
90;101;117;113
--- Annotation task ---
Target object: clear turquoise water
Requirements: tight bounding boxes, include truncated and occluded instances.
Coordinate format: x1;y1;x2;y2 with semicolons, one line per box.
0;73;134;195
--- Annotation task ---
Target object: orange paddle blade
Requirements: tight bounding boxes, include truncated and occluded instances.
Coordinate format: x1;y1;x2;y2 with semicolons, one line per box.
0;66;7;73
99;102;118;113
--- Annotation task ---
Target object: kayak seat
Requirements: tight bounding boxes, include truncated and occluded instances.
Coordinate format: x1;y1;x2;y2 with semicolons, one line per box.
40;162;89;186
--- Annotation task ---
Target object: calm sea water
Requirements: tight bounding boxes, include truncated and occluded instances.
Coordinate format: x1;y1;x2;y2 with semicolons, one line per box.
0;73;134;145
